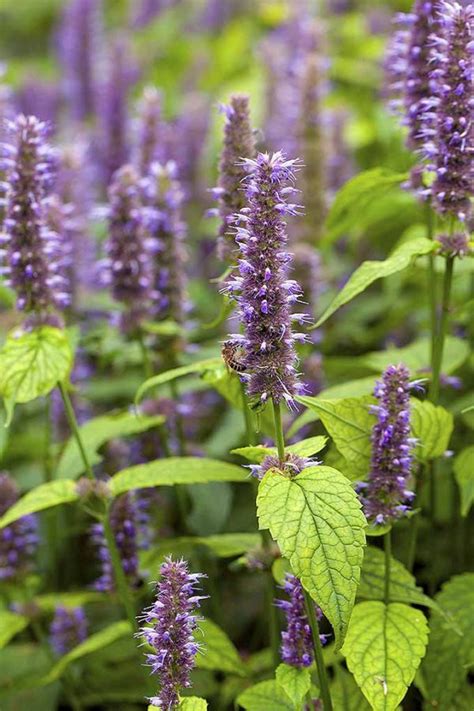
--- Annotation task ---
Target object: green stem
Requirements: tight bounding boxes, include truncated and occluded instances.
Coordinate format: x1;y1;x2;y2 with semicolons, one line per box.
240;381;256;445
103;511;137;633
58;381;94;480
137;329;153;380
265;571;281;670
272;400;285;464
430;257;454;404
384;530;392;606
406;516;418;574
425;203;437;364
304;590;333;711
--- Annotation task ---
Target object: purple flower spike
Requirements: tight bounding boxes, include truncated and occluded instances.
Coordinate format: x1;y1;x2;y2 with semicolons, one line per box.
249;452;318;480
214;94;256;260
0;114;70;320
421;2;474;219
0;472;38;581
140;557;206;709
50;605;88;656
359;364;415;525
104;164;152;333
91;492;141;592
135;86;166;176
226;152;308;409
437;231;471;258
275;574;326;669
142;161;187;324
57;0;103;122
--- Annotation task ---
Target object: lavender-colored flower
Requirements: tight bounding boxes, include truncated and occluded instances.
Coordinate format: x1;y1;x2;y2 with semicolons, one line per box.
57;0;103;121
91;492;141;591
437;231;471;258
97;35;136;186
104;164;152;333
50;605;88;655
359;364;415;525
135;87;166;176
167;93;210;199
227;152;308;409
142;161;187;324
0;115;70;320
130;0;182;28
249;452;318;480
140;557;206;709
421;2;474;219
213;94;256;260
275;574;326;668
292;244;325;324
0;473;38;581
15;77;61;126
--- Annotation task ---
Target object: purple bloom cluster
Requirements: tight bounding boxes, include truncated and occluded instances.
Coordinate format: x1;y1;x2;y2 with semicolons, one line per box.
275;574;326;668
212;94;256;259
249;452;318;480
437;231;471;258
227;152;308;409
0;114;70;321
420;1;474;219
104;164;152;333
385;2;437;150
140;557;205;709
91;492;141;591
0;472;38;581
135;87;166;176
49;605;88;656
359;364;416;525
57;0;103;121
143;161;187;324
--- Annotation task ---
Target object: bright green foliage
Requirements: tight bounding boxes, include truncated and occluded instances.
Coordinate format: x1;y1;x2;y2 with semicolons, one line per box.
237;679;294;711
411;400;453;461
196;619;246;677
34;591;104;611
324;168;409;244
257;466;366;649
0;326;72;423
454;446;474;516
422;574;474;708
135;357;222;403
232;436;327;463
297;397;375;480
275;664;311;708
110;457;249;496
315;237;434;327
331;667;371;711
0;611;28;650
362;336;469;376
177;698;208;710
342;601;429;711
41;621;132;686
141;533;260;570
358;547;440;612
56;410;165;479
0;480;79;530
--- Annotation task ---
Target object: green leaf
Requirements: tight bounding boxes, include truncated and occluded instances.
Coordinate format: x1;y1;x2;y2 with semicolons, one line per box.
237;680;294;711
0;326;72;424
110;457;248;496
232;436;328;464
342;601;429;711
324;169;408;244
197;619;246;677
315;237;434;327
0;611;28;650
257;466;366;649
410;400;453;461
142;533;260;570
275;664;311;708
56;410;165;479
331;666;371;711
422;573;474;707
142;319;183;336
358;547;440;612
272;557;293;585
362;336;469;376
41;621;132;686
34;591;104;612
177;698;208;710
454;446;474;516
135;358;222;404
0;480;79;530
297;396;375;480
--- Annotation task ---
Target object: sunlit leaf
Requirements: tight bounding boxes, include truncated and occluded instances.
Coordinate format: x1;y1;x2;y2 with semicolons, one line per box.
135;358;222;404
454;446;474;516
232;436;328;463
0;480;79;530
237;680;294;711
0;611;28;650
275;664;311;707
197;619;246;677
